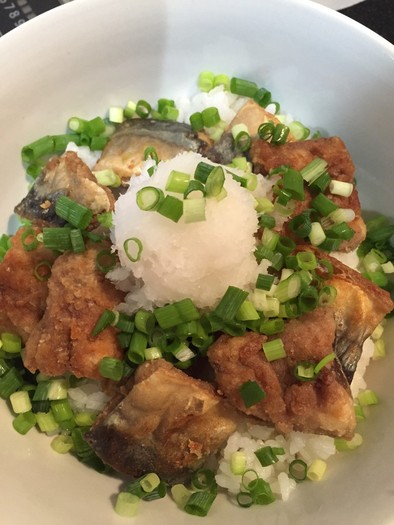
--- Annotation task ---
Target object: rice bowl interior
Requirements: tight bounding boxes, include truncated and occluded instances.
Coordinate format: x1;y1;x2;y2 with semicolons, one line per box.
0;1;393;524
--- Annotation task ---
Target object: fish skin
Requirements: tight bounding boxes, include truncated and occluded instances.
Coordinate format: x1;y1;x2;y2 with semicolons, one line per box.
94;119;209;180
15;152;114;226
300;245;394;381
85;359;240;483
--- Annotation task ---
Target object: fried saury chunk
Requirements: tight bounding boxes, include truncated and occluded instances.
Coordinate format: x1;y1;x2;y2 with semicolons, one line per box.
23;243;124;379
250;137;366;251
0;227;57;341
301;245;394;381
208;311;356;439
86;359;239;483
15;152;115;226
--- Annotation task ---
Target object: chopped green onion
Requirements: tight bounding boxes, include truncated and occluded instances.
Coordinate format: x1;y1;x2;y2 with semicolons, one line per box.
157;195;183;222
296;251;317;270
300;158;328;184
256;273;275;291
1;332;22;354
55;196;93;229
307;459;327;481
259;318;285;335
42;227;72;252
115;493;140;518
254;87;272;108
128;331;148;364
21;228;39;252
91;309;117;337
230;451;247;475
191;469;216;491
236;300;260;321
95;249;117;273
328;222;355;241
0;368;24;399
314;352;335;375
98;357;124;381
318;285;337;306
93;169;121;188
135;99;151;119
51;435;74;454
35;411;59;433
10;390;32;414
310;193;338;217
329;180;353;197
298;286;319;312
185;490;217;517
289;459;307;482
288;121;310;140
254;446;281;467
124;237;143;262
258;214;276;230
189;111;204;131
134;310;155;334
309;222;326;246
335;433;363;451
201;107;220;128
51;399;74;422
271;124;290;144
255;197;274;214
262;338;286;361
373;338;386;360
282;168;305;200
108;106;124;124
171;484;194;509
12;411;37;435
213;73;230;90
236;492;254;508
358;389;379;406
166;170;191;194
205;165;225;198
22;135;55;162
213;286;249;321
310;171;331;193
194;161;214;183
198;71;215;92
183;197;206;223
136;186;164;211
275;273;301;303
70;229;85;253
288;211;312;238
294;361;316;381
230;77;258;97
140;473;160;493
239;380;266;408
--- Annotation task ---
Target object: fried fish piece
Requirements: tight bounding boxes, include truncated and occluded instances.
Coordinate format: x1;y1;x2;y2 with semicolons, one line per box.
94;119;209;180
205;100;294;165
15;152;115;226
300;245;393;381
250;137;366;251
0;227;57;341
86;359;239;483
208;310;356;439
23;243;124;379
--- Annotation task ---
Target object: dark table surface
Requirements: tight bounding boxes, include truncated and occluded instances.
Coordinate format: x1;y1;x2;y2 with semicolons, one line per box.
0;0;393;43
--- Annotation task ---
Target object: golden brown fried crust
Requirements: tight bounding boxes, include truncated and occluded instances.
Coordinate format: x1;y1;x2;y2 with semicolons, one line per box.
0;227;57;341
297;245;393;378
250;137;366;251
23;243;124;379
208;310;356;439
86;359;239;482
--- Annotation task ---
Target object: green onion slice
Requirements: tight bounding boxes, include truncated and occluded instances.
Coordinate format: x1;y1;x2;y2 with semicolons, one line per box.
123;238;143;262
136;187;164;211
239;380;266;408
289;459;308;482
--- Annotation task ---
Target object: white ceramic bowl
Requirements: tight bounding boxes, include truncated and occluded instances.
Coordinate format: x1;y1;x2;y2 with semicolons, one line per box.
0;1;393;524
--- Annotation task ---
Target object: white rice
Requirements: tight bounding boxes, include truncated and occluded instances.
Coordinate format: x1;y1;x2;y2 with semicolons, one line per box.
215;426;336;501
68;381;109;413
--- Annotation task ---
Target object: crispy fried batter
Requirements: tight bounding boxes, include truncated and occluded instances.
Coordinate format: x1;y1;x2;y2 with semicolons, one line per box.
250;137;366;251
208;310;356;439
86;359;239;482
14;152;115;226
0;227;57;341
23;243;124;379
300;245;394;380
